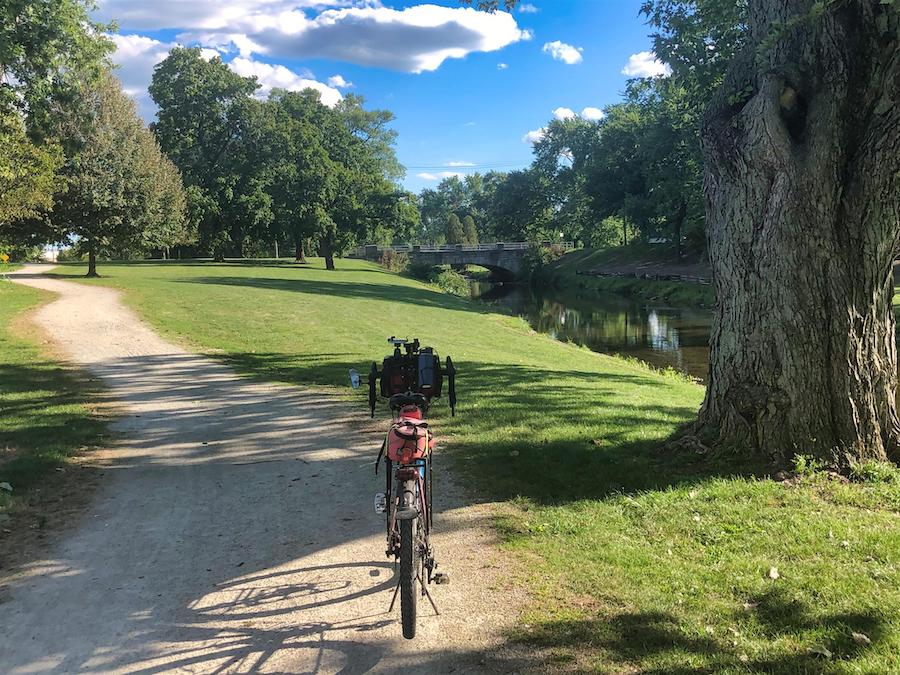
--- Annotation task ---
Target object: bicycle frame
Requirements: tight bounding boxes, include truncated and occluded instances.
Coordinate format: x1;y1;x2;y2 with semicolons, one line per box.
356;336;454;638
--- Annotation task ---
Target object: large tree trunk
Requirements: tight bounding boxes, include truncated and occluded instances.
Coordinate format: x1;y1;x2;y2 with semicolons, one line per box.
322;233;335;271
294;237;306;263
697;0;900;465
672;199;686;261
86;240;99;278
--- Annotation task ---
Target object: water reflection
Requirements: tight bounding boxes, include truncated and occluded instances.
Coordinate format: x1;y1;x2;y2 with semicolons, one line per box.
471;282;713;381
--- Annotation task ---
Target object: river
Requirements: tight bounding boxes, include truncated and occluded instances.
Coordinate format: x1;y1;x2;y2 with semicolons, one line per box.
471;281;713;382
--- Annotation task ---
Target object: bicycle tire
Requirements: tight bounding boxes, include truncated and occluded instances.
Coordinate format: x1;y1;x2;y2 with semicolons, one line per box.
399;513;418;639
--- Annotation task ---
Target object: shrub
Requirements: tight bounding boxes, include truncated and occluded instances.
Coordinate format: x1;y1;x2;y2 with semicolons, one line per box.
407;261;437;281
379;248;409;272
433;268;470;297
522;242;566;282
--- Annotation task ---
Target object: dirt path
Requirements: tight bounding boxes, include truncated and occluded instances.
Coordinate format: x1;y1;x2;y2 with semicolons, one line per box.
1;266;518;674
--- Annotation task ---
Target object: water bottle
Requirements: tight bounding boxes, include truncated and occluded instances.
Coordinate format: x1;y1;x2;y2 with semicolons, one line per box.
374;492;387;514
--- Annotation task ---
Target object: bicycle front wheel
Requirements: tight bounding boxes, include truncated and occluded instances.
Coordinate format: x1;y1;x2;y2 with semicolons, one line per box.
399;514;418;639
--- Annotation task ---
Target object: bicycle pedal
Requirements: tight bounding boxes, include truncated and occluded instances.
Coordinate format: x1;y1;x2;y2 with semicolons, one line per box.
433;572;450;585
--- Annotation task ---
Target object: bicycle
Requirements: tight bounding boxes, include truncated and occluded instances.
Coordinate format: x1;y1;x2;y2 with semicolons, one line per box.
351;336;457;639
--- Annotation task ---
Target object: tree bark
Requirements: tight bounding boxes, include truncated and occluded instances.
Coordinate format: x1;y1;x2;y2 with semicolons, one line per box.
672;199;686;261
86;240;99;278
697;0;900;465
294;237;306;263
322;233;335;270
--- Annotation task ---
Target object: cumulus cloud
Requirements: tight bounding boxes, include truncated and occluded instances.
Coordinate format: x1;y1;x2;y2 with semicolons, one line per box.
109;33;341;120
552;106;576;120
497;62;508;70
581;106;605;121
542;40;583;65
181;5;532;73
417;171;465;180
109;34;219;116
327;74;353;88
621;51;672;78
446;160;475;167
229;57;342;105
518;3;539;12
522;127;545;144
95;0;340;30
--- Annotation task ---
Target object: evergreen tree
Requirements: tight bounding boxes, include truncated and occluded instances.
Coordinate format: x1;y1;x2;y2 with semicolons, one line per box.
462;215;478;245
446;213;465;244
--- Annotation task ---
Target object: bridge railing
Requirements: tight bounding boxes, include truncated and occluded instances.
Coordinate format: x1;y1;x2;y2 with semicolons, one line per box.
348;241;574;258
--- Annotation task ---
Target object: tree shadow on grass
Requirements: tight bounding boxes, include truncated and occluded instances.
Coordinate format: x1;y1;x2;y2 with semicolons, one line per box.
518;587;885;674
195;351;763;504
0;361;110;491
175;274;485;312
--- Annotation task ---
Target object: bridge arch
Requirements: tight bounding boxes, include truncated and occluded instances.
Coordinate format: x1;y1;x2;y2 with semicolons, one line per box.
350;242;573;280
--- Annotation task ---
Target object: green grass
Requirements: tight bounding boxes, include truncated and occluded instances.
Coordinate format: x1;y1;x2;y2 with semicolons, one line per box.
546;246;716;307
0;280;107;515
55;259;900;672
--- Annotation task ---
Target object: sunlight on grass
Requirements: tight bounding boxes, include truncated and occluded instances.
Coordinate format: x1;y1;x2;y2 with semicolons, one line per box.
0;282;106;514
56;259;900;672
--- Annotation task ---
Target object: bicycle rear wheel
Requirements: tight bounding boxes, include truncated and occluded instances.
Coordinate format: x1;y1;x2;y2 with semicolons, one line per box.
399;515;418;639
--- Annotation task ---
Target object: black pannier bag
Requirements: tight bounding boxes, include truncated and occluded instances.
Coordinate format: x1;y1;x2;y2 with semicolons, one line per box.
417;347;442;398
379;347;443;398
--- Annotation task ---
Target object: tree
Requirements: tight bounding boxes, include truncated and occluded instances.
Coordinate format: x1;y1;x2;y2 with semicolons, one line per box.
0;112;63;226
149;48;259;258
666;0;900;464
0;0;112;138
54;72;187;276
462;214;478;245
267;90;340;262
446;214;465;244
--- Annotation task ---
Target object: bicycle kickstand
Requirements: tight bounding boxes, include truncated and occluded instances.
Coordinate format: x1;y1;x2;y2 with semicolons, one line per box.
420;574;440;616
386;575;441;616
388;577;401;613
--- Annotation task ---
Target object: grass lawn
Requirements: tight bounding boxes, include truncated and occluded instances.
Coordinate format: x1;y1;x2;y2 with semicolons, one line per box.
0;280;107;517
57;259;900;672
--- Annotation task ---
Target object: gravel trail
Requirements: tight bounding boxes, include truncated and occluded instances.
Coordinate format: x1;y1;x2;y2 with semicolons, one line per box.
1;265;515;674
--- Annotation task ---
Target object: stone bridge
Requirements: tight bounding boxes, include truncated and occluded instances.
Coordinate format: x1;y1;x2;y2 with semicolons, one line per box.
349;242;573;279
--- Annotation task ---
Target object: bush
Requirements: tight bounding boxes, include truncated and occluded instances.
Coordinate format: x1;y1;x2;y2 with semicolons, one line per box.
522;242;566;281
407;261;437;281
379;248;409;272
433;268;470;297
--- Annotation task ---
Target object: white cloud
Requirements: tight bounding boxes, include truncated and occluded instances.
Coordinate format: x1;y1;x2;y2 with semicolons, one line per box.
181;5;532;73
522;127;545;144
417;171;465;180
497;62;508;70
95;0;342;30
621;51;672;78
552;106;576;120
518;3;539;13
109;34;220;116
463;121;476;127
109;34;342;119
229;57;342;105
446;161;475;167
327;74;353;88
542;40;583;65
581;106;605;121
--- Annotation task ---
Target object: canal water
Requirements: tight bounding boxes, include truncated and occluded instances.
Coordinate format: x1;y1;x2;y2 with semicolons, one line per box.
471;282;713;381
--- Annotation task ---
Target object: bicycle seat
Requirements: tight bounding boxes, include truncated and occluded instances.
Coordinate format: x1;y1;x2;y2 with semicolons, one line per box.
389;392;428;410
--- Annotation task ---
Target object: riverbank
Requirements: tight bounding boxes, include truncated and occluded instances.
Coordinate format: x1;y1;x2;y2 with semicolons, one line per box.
42;259;900;671
544;245;716;307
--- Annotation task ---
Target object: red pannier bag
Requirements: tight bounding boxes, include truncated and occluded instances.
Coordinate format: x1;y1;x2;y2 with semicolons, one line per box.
386;416;433;464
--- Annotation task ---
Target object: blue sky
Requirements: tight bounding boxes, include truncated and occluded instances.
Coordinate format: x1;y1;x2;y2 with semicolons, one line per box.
96;1;669;193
